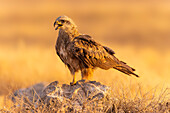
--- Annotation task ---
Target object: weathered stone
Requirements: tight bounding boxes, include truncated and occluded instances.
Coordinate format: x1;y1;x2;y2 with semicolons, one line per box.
11;82;47;107
11;80;111;112
36;80;110;112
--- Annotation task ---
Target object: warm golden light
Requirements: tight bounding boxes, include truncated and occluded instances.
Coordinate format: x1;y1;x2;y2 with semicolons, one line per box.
0;0;169;111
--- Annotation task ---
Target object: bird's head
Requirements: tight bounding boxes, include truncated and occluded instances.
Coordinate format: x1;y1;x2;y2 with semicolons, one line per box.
54;15;77;31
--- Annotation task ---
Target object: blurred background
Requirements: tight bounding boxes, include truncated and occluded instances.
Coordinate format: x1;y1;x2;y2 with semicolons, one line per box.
0;0;170;106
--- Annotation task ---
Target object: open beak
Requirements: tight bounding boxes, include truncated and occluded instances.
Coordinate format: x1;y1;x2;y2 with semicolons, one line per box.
54;21;63;30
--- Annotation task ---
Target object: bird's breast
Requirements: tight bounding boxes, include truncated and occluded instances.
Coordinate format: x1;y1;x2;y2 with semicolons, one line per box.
59;46;67;58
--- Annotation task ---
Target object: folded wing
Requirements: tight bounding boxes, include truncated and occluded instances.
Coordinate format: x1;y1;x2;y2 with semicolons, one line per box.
69;35;138;77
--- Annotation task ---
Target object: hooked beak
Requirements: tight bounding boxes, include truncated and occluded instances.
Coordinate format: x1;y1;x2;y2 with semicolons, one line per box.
54;21;63;30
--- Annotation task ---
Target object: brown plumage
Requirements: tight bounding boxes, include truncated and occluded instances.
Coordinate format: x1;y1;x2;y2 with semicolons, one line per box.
54;15;139;85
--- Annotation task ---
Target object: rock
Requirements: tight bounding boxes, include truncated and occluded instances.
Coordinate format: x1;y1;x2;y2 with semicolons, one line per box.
11;80;111;112
36;80;110;112
9;80;170;113
11;82;47;107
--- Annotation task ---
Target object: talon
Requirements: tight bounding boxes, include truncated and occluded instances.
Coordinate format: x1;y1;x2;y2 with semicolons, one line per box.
70;74;77;85
82;79;90;83
70;81;76;86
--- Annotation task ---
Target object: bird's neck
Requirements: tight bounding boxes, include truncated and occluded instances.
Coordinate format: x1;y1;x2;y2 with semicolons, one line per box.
59;27;80;39
70;28;80;38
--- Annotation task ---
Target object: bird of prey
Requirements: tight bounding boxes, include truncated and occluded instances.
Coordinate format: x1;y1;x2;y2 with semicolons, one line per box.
54;15;139;85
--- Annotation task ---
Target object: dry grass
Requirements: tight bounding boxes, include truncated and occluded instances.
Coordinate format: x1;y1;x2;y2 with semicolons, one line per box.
0;0;170;112
0;82;169;112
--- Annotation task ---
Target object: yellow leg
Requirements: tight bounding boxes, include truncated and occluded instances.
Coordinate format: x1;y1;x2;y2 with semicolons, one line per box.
70;74;77;85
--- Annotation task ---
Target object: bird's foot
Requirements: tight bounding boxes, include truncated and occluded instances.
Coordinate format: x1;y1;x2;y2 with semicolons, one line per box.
70;81;77;86
81;79;90;83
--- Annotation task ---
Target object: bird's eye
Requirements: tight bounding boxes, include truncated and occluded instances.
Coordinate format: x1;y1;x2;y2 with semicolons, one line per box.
60;20;65;23
66;20;71;24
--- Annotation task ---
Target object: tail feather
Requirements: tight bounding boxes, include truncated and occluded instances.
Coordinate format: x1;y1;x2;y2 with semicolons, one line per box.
120;61;136;71
113;61;139;77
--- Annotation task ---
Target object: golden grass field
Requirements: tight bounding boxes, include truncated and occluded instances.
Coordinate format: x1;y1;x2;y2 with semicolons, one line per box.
0;0;170;111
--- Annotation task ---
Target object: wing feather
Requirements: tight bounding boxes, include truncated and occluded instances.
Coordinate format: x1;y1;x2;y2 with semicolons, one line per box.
70;35;112;69
69;35;139;77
